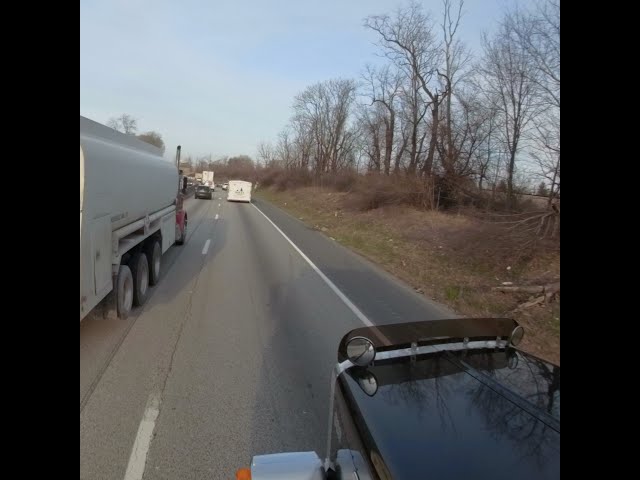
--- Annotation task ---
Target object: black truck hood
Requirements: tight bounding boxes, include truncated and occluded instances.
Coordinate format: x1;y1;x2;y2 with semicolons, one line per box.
337;320;560;480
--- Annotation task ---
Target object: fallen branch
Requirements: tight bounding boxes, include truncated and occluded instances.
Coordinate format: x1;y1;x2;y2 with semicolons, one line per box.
494;285;544;294
544;282;560;303
493;282;560;302
508;283;561;314
516;295;546;310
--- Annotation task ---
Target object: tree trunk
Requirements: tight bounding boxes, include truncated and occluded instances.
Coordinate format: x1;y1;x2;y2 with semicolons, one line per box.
384;111;394;175
421;101;440;178
506;147;517;210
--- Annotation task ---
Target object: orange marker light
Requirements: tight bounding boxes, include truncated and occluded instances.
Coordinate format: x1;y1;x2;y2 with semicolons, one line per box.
236;467;251;480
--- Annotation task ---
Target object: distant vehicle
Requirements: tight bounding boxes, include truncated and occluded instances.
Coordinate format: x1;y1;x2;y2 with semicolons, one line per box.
227;180;251;202
222;182;228;191
202;170;215;190
239;318;560;480
195;185;213;200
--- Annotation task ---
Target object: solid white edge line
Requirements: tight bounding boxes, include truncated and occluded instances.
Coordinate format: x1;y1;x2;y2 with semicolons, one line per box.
202;239;211;255
252;203;373;327
123;393;161;480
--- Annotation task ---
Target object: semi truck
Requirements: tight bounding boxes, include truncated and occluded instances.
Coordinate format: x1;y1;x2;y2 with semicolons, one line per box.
202;170;215;189
80;115;188;322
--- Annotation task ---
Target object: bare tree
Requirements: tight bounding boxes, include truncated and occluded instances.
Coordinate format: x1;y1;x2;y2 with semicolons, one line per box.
292;83;325;176
365;2;450;179
470;99;501;193
448;92;493;180
398;71;429;175
107;113;138;135
228;155;254;168
257;141;276;166
255;0;559;217
440;0;472;177
506;0;559;110
278;130;297;169
363;65;404;175
136;131;165;153
292;79;357;176
393;118;410;174
505;0;560;208
478;21;541;209
291;120;313;171
357;104;383;172
529;109;560;205
227;155;256;180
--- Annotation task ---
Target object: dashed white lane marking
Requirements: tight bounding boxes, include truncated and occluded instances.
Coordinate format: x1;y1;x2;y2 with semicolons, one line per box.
202;239;211;255
123;393;161;480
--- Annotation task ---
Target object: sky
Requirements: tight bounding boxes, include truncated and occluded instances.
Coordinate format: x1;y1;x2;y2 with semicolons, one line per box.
80;0;519;161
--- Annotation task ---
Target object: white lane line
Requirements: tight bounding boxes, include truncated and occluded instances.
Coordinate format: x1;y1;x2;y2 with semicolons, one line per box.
202;239;211;255
218;203;221;208
252;204;373;327
123;393;161;480
215;214;219;220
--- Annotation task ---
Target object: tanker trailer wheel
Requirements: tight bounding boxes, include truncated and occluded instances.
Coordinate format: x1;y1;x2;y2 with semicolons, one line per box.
146;240;162;286
116;265;134;319
130;252;150;307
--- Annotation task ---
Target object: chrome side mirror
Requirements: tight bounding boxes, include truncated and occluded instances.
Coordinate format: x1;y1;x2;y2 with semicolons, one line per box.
346;337;376;366
509;326;525;346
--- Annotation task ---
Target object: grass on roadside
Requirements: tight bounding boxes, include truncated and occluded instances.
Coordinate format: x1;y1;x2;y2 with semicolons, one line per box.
257;186;560;365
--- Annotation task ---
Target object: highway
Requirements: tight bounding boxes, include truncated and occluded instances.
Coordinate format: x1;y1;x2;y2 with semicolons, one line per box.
80;192;454;480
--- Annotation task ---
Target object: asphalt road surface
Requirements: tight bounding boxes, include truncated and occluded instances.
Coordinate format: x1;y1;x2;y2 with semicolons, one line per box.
80;192;455;480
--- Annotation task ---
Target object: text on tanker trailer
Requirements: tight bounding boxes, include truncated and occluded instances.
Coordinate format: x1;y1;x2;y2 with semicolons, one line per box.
80;116;188;322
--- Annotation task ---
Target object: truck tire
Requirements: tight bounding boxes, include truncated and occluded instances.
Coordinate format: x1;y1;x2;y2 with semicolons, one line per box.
116;265;134;319
176;217;187;245
130;252;149;307
146;240;162;286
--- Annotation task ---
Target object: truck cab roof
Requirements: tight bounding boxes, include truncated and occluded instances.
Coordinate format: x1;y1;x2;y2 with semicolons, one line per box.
335;319;560;480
